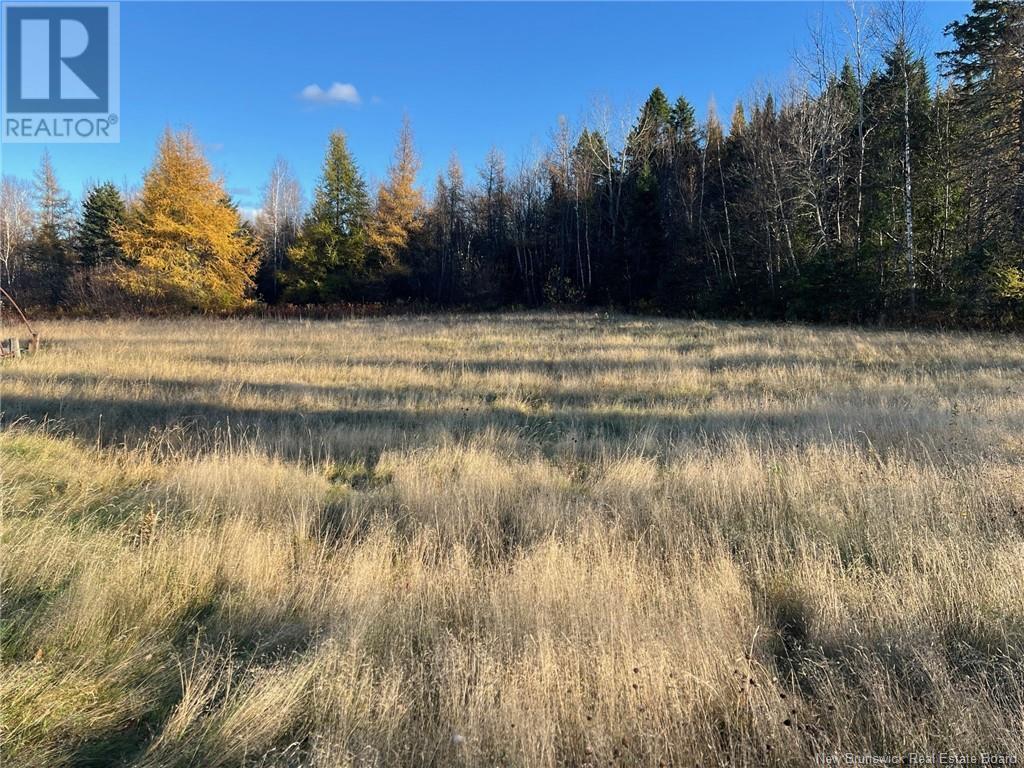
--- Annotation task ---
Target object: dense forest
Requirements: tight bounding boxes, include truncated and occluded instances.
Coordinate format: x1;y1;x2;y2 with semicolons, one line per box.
2;1;1023;327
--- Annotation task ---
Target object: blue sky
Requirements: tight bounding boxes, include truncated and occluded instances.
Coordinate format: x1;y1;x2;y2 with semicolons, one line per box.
1;1;970;217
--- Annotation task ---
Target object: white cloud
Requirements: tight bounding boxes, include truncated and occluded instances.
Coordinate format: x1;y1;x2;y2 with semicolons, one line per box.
298;82;361;105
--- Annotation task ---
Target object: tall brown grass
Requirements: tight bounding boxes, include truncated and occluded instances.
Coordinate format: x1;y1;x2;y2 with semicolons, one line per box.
2;313;1022;766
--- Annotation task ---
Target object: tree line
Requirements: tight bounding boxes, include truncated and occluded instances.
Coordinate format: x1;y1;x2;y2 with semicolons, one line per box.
2;1;1022;327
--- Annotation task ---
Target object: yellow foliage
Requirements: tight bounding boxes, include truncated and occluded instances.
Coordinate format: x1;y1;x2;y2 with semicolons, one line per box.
116;128;257;311
368;117;422;266
992;264;1024;301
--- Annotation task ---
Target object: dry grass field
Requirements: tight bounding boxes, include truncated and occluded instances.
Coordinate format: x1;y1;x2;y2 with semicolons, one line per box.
2;313;1023;767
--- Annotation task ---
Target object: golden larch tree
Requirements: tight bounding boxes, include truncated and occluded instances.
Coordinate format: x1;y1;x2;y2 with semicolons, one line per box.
368;116;422;266
116;128;257;311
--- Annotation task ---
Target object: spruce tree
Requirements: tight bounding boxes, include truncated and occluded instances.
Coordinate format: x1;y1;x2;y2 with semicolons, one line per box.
664;96;702;309
77;182;127;269
942;0;1024;320
285;131;370;301
863;38;933;315
624;88;674;303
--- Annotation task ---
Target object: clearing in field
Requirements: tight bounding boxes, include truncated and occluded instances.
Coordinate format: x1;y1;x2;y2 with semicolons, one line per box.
2;313;1023;766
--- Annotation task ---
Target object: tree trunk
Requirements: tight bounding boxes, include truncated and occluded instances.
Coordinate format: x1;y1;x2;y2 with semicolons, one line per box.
903;64;916;314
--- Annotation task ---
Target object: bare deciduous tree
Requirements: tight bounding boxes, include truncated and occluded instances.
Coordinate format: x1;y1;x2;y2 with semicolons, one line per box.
0;176;35;290
255;157;303;300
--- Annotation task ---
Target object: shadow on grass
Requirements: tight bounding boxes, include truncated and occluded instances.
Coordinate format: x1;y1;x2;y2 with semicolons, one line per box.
0;387;923;463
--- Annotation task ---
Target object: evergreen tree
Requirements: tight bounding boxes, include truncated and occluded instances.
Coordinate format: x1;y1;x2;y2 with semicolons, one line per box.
662;95;703;308
116;128;258;311
77;182;127;269
863;38;933;316
624;88;674;304
29;152;74;304
942;0;1024;321
285;131;370;302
